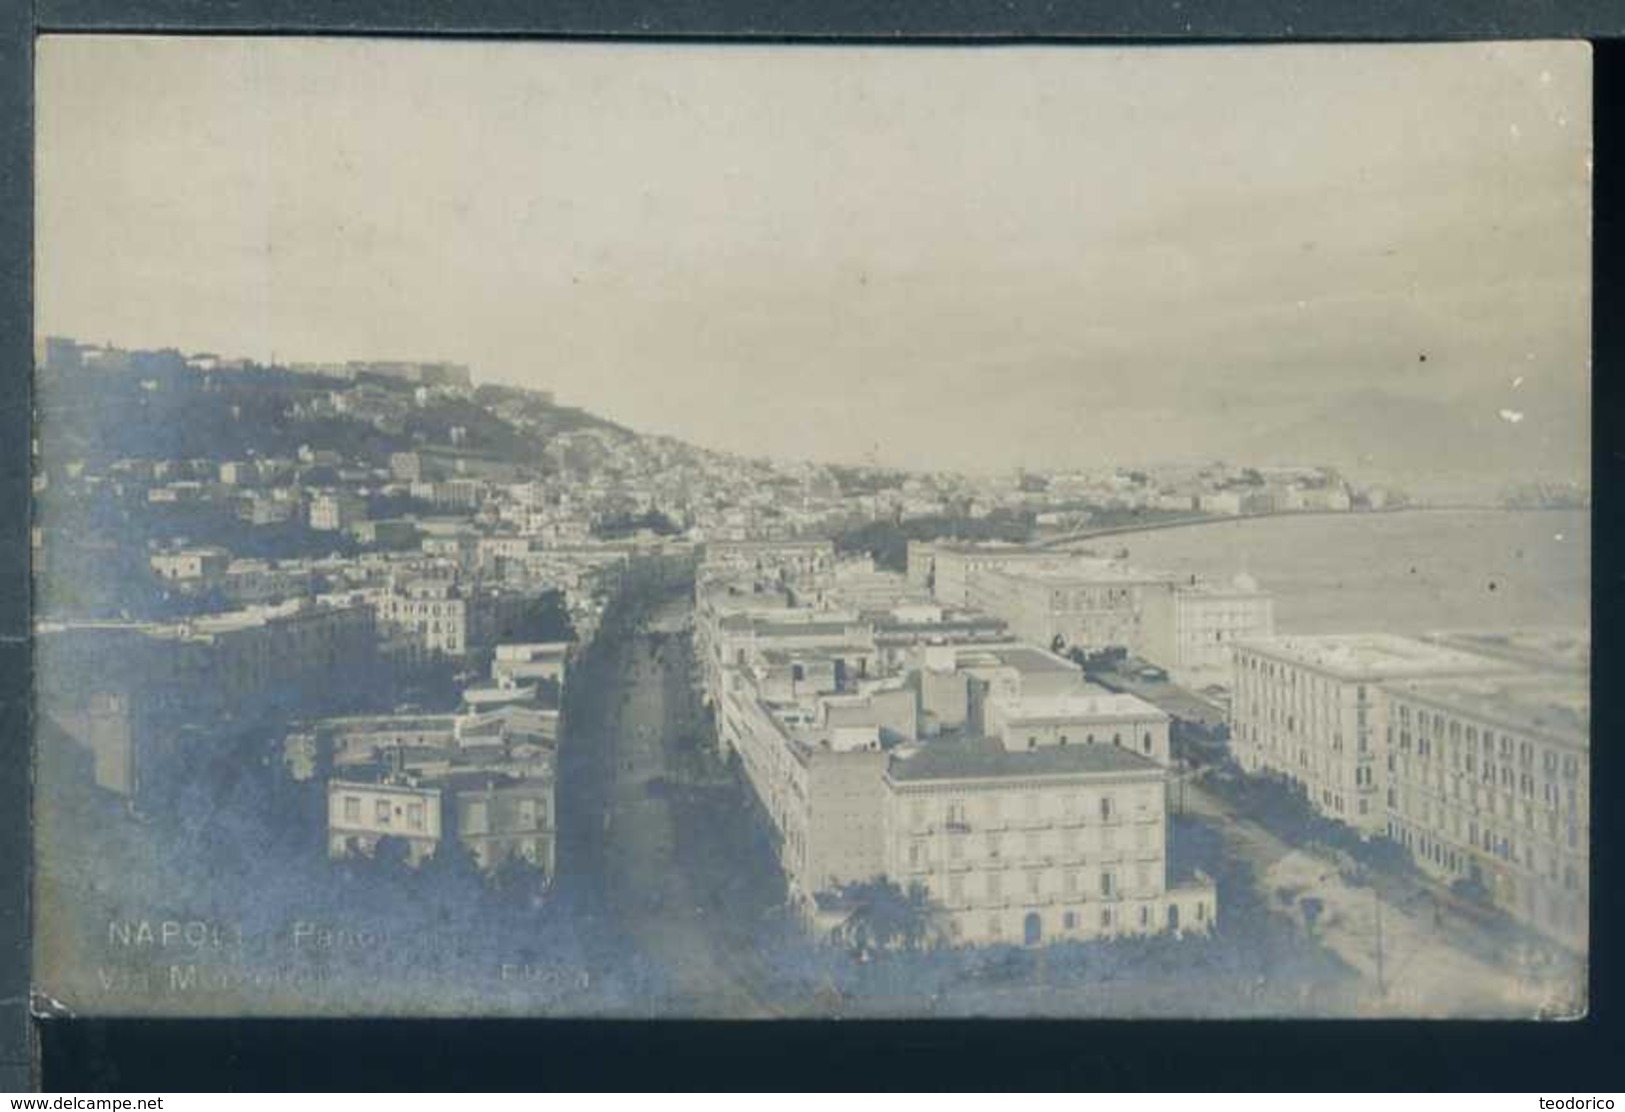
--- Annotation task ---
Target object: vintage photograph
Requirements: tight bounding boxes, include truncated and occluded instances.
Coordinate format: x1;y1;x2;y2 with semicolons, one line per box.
31;37;1590;1019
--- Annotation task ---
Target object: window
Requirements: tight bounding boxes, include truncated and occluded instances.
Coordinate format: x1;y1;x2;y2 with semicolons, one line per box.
1100;796;1114;823
1101;907;1113;929
375;799;392;824
343;796;360;823
1063;911;1078;930
407;802;425;830
1100;870;1115;898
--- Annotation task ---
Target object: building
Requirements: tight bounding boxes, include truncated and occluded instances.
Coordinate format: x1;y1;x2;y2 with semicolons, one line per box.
983;689;1172;766
328;779;445;866
349;519;420;549
966;560;1174;655
701;538;836;581
1140;573;1275;687
37;599;377;798
389;452;426;483
325;706;557;877
1381;674;1588;951
1229;634;1514;833
713;663;890;900
149;546;231;589
374;576;534;658
309;491;368;532
906;541;1065;608
491;642;571;693
883;733;1215;946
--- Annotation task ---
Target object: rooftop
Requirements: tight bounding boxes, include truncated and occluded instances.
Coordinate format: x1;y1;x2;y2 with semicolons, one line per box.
1422;628;1590;675
1386;674;1590;749
989;690;1168;724
1233;632;1510;681
887;733;1161;783
954;643;1081;677
976;560;1172;586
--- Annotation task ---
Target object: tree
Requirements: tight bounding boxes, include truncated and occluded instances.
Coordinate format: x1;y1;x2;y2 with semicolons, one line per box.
490;852;551;913
833;878;939;955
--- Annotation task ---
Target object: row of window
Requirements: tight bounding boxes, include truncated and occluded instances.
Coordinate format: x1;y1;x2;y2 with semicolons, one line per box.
341;795;428;831
920;790;1157;829
904;822;1160;867
975;899;1207;941
935;864;1149;904
1392;717;1581;783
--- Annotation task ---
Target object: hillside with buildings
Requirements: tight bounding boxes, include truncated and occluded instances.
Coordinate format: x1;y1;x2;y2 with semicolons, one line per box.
30;334;1587;1018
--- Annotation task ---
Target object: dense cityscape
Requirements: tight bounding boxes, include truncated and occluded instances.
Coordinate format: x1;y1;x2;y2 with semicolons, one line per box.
31;335;1588;1018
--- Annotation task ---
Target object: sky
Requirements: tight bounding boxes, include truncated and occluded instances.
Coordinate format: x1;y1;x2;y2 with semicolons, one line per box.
36;38;1591;486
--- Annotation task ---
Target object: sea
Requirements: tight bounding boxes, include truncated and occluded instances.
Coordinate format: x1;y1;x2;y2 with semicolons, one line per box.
1084;508;1590;637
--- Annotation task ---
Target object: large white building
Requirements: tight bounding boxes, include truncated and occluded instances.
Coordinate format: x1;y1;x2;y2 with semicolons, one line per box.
906;541;1065;608
884;733;1214;947
1140;574;1275;687
1229;634;1514;833
1382;673;1588;951
966;561;1174;655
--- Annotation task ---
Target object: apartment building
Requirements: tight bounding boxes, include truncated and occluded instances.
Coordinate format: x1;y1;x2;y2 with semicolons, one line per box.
375;576;533;658
309;491;368;532
149;546;230;589
37;599;377;797
984;690;1172;766
884;732;1213;947
966;561;1174;654
701;538;837;581
326;705;558;878
1140;574;1275;688
328;780;445;866
1382;674;1588;951
905;541;1065;608
715;664;890;900
1229;634;1513;833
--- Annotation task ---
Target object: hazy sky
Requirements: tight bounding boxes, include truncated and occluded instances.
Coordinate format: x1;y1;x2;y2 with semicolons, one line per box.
37;38;1591;481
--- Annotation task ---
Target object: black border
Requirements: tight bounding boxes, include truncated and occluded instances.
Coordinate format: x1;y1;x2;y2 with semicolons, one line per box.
9;5;1622;1093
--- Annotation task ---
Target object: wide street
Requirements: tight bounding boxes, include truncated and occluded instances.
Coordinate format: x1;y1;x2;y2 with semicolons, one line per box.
1181;776;1583;1017
567;593;786;1016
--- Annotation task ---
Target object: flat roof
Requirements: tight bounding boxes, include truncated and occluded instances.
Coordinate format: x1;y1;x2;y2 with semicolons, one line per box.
990;690;1168;724
1385;674;1589;749
954;643;1080;676
1423;628;1590;675
1232;633;1510;681
976;561;1171;585
887;734;1161;783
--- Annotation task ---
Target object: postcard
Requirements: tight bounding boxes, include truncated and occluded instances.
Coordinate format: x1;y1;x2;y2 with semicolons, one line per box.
31;37;1591;1018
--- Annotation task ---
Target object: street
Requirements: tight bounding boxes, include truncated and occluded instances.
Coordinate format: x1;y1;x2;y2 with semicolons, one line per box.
1182;777;1584;1017
572;594;786;1016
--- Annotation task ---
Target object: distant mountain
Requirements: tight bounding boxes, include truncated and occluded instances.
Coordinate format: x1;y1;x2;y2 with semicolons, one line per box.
1219;387;1588;499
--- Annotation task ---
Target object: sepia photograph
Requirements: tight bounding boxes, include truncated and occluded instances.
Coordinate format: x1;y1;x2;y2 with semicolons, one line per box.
30;36;1591;1020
